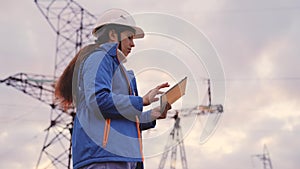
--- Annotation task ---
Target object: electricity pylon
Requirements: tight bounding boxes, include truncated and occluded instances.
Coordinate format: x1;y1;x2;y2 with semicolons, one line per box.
34;0;96;78
158;111;188;169
158;79;224;169
1;0;96;168
33;1;95;167
252;145;273;169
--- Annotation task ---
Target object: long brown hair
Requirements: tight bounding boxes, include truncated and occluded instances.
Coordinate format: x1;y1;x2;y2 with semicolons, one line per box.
54;44;100;110
55;24;135;110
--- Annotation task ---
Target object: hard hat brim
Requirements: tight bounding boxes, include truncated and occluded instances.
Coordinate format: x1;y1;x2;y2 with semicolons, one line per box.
92;24;145;39
132;26;144;39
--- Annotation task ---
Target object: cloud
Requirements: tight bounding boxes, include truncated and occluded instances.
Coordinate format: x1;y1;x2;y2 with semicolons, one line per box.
0;1;55;77
0;98;48;168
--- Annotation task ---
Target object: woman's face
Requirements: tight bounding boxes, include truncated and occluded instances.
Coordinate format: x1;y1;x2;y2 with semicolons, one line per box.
120;30;135;56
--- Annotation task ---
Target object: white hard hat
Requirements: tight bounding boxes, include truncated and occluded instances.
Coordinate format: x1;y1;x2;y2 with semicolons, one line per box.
92;8;144;39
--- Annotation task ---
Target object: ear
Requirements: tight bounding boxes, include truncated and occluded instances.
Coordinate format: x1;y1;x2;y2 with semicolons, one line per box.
108;30;118;42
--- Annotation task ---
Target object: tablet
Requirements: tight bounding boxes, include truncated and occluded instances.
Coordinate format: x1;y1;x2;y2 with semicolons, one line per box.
160;77;187;113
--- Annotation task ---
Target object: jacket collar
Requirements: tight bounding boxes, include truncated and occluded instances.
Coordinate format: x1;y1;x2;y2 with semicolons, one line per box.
100;42;126;63
100;42;118;56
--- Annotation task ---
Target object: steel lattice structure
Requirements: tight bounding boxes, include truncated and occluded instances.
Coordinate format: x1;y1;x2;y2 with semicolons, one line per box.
252;145;273;169
158;79;223;169
1;0;96;168
0;72;74;168
34;0;96;167
0;73;54;106
34;0;96;78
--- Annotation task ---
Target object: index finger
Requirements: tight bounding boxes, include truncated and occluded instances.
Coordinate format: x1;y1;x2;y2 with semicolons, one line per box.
156;82;170;89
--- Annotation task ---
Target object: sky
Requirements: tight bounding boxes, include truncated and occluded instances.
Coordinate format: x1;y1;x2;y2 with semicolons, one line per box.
1;0;300;169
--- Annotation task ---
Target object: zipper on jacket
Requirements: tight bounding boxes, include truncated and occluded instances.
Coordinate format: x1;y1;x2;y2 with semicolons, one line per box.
116;51;144;160
102;119;111;148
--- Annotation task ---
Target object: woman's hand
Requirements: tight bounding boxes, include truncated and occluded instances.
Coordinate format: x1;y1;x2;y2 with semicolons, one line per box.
142;82;169;106
150;103;171;120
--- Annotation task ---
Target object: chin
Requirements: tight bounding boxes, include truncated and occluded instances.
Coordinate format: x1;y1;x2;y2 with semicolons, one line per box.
125;52;130;56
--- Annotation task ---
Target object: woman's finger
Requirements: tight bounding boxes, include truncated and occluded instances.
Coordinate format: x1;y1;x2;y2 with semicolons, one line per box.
156;82;169;89
157;91;164;94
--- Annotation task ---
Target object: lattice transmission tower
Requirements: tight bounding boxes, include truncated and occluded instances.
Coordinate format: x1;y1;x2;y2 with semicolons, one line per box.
158;79;224;169
252;145;273;169
1;0;96;168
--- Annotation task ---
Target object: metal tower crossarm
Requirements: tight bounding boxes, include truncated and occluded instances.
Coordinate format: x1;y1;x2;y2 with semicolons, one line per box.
0;72;55;107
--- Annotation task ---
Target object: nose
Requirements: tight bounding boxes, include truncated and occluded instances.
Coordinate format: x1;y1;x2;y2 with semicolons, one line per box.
130;39;135;47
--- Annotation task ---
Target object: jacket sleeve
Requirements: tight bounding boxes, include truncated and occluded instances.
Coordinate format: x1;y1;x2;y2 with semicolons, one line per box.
139;110;156;130
127;70;156;130
82;51;143;119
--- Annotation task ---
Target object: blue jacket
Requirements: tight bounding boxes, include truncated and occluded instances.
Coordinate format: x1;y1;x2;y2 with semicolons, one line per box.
72;42;155;169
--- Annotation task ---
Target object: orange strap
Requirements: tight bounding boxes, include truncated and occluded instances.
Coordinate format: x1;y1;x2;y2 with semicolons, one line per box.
102;119;111;148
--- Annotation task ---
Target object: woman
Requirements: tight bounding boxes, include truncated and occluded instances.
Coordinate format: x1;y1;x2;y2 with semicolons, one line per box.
55;9;170;169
